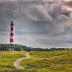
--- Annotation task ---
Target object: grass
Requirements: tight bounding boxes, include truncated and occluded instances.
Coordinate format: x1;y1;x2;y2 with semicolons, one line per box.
20;49;72;72
1;49;72;72
0;51;38;72
0;51;26;71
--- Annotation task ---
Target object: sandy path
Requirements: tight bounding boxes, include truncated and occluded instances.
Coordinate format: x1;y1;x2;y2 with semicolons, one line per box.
14;53;31;70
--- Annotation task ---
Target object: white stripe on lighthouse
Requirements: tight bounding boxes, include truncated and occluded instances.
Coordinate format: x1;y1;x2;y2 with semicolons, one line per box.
10;36;13;38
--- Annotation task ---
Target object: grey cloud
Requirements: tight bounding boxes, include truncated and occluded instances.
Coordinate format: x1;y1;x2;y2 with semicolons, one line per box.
25;5;53;21
64;1;72;7
62;11;70;17
0;0;72;48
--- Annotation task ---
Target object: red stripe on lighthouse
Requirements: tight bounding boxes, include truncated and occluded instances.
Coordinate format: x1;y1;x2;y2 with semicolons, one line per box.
10;38;14;42
10;33;13;36
11;27;13;31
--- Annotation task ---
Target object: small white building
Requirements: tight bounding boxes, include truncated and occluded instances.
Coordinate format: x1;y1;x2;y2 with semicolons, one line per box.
9;47;14;51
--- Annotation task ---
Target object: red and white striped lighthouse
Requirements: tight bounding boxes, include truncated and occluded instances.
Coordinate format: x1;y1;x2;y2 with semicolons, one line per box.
10;21;14;44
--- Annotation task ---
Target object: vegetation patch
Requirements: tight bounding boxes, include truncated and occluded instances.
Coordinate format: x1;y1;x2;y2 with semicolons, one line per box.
20;49;72;72
0;44;67;51
26;63;50;69
0;51;26;71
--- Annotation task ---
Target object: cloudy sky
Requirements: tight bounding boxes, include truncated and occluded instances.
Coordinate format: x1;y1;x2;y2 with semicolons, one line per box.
0;0;72;48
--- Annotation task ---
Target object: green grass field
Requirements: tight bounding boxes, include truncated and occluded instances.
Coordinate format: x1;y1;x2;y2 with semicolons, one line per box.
1;49;72;72
0;51;26;71
20;49;72;72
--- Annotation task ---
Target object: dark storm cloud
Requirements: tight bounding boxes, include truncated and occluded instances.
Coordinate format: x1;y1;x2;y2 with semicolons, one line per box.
62;11;70;17
64;1;72;7
0;0;72;48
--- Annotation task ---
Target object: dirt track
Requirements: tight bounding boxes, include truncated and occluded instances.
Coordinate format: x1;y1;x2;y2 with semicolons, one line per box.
14;53;31;70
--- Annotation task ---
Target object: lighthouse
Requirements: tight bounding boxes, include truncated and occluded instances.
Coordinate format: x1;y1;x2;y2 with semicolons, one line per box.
10;21;14;44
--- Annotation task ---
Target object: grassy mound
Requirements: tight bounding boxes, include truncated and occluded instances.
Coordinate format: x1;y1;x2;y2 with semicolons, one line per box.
21;49;72;72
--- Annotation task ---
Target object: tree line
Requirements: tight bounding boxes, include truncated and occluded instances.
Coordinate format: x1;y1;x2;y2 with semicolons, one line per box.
0;44;68;51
